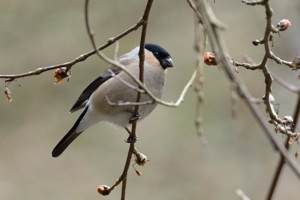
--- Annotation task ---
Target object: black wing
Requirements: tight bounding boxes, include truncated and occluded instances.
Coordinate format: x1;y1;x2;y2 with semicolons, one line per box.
70;66;121;113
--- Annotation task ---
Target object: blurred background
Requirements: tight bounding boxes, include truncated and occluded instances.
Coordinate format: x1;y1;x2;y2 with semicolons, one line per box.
0;0;300;199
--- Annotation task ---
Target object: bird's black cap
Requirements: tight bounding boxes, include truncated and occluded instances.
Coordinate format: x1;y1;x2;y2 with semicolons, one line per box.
145;43;173;69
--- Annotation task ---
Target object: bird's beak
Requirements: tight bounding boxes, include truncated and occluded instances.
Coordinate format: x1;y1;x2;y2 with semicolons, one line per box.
161;57;174;69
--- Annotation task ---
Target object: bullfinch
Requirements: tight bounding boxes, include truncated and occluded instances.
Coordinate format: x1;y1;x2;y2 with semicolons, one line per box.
52;43;173;157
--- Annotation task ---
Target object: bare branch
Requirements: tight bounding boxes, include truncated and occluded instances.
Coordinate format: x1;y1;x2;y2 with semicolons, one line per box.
192;0;300;179
193;12;207;145
267;93;300;200
232;61;261;70
186;0;203;23
84;0;155;199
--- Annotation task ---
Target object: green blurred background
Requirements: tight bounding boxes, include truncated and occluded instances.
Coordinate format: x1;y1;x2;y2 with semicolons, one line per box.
0;0;300;199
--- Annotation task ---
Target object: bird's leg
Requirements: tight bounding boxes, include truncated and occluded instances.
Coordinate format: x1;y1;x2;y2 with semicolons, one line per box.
129;113;141;123
126;135;137;143
124;127;137;143
125;109;141;123
124;109;140;143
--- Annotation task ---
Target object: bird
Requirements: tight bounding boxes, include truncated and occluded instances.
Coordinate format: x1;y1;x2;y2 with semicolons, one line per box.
52;43;173;157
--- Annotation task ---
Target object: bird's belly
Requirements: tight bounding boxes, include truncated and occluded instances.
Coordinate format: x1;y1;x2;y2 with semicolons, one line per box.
101;102;157;128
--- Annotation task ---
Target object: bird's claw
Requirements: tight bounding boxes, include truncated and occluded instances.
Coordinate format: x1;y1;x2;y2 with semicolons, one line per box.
129;112;140;123
126;135;137;143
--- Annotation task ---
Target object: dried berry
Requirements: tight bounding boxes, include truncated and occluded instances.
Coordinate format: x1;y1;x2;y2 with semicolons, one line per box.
204;52;217;66
53;67;71;85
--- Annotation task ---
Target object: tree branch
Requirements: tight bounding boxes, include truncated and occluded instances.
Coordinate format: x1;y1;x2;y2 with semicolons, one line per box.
191;0;300;180
84;0;154;199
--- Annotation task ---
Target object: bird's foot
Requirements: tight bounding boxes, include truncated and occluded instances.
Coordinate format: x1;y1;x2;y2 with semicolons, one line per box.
129;112;140;124
126;135;137;143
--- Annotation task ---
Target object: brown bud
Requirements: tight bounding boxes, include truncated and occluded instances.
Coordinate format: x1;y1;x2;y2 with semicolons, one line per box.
97;185;110;196
204;52;217;66
276;19;291;31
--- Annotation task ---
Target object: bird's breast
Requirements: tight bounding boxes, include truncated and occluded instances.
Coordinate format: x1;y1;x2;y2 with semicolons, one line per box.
88;62;166;127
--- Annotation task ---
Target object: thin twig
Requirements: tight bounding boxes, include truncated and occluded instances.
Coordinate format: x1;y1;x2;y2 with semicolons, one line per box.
232;61;261;70
107;69;145;94
233;0;298;137
186;0;203;23
266;90;300;200
271;72;300;93
114;41;120;61
84;0;138;197
85;0;154;198
121;1;153;199
105;95;154;106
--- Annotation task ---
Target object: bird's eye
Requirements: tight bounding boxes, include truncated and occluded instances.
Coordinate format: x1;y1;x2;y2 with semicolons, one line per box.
154;52;159;56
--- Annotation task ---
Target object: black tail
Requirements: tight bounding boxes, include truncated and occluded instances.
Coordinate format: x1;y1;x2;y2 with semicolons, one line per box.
52;106;88;157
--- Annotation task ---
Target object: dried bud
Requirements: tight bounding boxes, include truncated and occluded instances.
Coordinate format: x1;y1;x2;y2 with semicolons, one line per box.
204;52;217;66
295;149;299;159
276;19;291;31
53;67;71;85
134;152;148;167
4;88;12;102
252;40;260;46
97;185;110;196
